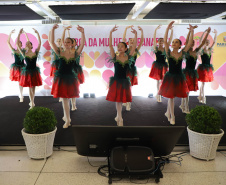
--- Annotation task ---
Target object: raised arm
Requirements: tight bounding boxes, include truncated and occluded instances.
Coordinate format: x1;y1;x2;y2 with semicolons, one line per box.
185;25;197;46
23;30;30;42
185;29;191;47
196;27;211;50
153;25;161;49
48;30;51;45
67;29;70;38
76;25;85;56
109;25;118;58
137;26;144;51
129;27;137;56
210;29;217;48
164;21;174;54
16;28;25;58
7;29;15;51
168;27;174;45
33;28;41;53
199;30;206;46
61;25;72;50
183;25;194;52
50;24;60;55
122;25;133;42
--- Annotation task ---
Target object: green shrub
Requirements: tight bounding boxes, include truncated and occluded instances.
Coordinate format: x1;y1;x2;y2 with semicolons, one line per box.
23;107;57;134
186;105;222;134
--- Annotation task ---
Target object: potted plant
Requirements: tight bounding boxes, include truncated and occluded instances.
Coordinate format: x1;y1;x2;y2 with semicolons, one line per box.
186;105;224;161
21;106;57;159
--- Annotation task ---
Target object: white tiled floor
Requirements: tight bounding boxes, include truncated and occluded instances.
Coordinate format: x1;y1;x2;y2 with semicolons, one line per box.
0;147;226;185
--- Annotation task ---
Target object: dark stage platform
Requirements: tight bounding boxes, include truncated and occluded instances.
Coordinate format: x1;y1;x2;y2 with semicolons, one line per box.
0;96;225;146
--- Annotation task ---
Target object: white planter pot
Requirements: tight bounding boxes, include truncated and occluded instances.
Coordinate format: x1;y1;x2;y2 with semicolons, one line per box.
187;127;224;161
22;127;57;159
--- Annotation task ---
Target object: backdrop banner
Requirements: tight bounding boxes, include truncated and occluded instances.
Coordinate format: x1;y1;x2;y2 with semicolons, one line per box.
0;25;226;98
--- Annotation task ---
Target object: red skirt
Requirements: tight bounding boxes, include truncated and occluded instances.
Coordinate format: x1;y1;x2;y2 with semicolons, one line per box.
19;67;42;87
127;73;138;86
197;65;214;82
50;66;58;77
10;65;23;81
158;72;189;98
183;69;199;91
51;76;80;98
149;61;168;80
77;71;85;84
50;60;59;77
106;77;132;103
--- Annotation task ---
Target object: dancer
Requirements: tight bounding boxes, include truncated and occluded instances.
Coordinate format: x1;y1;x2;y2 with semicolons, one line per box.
48;31;64;102
61;27;85;111
158;21;193;125
17;28;42;109
149;25;173;102
106;25;137;126
49;36;61;78
180;27;211;113
197;29;217;104
122;25;143;111
7;29;28;102
50;24;85;128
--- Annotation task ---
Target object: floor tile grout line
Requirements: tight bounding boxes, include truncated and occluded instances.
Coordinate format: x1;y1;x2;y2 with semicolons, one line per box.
34;158;48;185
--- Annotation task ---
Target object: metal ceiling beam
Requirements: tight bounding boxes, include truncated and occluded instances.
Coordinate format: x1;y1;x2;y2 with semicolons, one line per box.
132;1;150;19
32;2;56;20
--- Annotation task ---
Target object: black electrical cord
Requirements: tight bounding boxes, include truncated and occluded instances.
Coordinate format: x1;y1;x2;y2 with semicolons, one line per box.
53;146;77;153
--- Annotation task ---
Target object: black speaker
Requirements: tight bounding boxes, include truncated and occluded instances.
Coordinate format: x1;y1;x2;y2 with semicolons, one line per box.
83;93;89;98
90;93;95;98
110;146;155;175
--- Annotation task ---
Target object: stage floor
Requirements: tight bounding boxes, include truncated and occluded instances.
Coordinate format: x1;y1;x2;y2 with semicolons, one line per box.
0;96;225;146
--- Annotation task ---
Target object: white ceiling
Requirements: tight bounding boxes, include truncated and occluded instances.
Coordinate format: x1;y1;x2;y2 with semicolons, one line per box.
0;0;226;25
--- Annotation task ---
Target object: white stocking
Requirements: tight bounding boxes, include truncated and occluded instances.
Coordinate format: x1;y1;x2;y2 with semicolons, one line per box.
62;98;70;128
169;98;175;124
19;84;23;100
185;92;189;112
116;102;123;126
116;102;122;120
32;86;35;104
71;98;77;110
156;80;160;101
180;98;185;108
157;80;160;92
202;82;205;99
29;87;35;109
165;99;171;121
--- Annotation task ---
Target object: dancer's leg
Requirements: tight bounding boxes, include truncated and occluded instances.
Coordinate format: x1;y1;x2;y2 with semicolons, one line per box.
179;98;185;112
19;84;23;102
156;80;160;102
157;80;162;102
169;98;175;125
201;82;206;104
32;86;35;105
184;92;190;113
62;98;71;128
71;98;77;111
116;102;123;126
198;82;203;102
165;99;171;122
126;102;131;111
28;87;35;109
